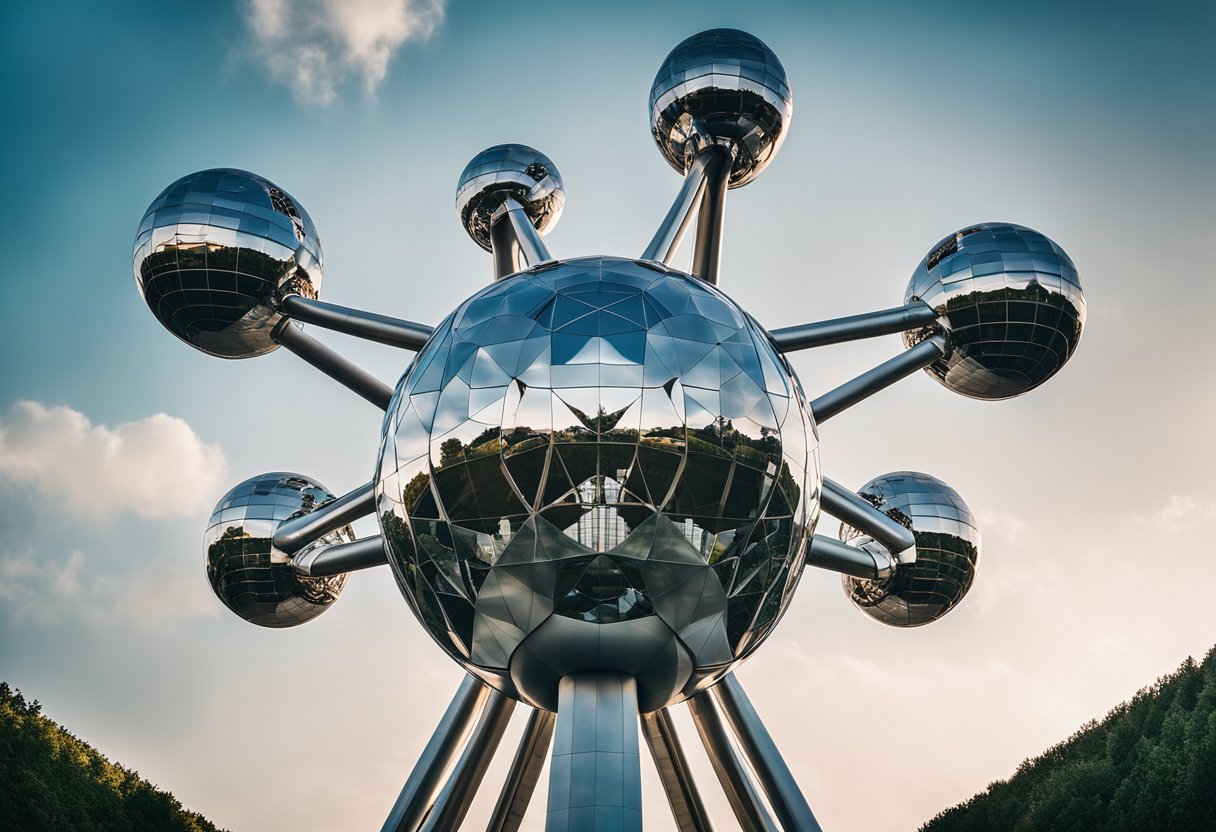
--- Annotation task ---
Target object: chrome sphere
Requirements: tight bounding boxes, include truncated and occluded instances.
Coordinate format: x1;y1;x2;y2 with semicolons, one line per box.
133;169;323;359
205;472;352;627
839;472;980;627
455;145;565;251
375;256;819;711
650;29;793;188
904;222;1085;400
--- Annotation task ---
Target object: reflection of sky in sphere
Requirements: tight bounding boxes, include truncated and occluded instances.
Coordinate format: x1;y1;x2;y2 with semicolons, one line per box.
204;472;350;628
132;169;323;358
904;223;1085;400
649;28;793;187
839;471;979;628
375;256;819;709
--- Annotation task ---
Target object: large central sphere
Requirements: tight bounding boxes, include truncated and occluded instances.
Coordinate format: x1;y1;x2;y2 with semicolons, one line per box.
375;256;819;711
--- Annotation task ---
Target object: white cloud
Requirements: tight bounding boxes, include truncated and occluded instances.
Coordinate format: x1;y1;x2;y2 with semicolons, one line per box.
243;0;446;106
0;401;227;522
1133;494;1216;534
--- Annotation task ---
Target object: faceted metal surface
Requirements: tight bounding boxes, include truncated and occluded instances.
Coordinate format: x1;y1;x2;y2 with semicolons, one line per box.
456;145;565;252
133;169;323;359
650;29;793;189
205;472;352;627
903;222;1085;400
838;472;980;627
374;255;820;711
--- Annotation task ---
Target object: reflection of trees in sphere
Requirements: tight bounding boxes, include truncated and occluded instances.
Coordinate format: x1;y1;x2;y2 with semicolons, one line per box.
455;145;564;251
375;256;819;711
650;29;793;188
904;222;1085;400
132;169;323;359
839;472;979;627
205;472;352;627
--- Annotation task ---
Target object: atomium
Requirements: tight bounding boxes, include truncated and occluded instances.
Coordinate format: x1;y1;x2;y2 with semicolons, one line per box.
135;26;1085;832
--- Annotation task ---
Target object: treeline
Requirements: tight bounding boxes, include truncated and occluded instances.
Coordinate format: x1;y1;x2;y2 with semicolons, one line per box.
921;646;1216;831
0;682;228;831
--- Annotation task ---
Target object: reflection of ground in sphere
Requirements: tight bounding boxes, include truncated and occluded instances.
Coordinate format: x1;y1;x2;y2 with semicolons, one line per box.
133;169;323;359
455;145;564;251
650;28;793;188
375;256;819;711
904;222;1085;400
839;472;979;627
205;472;351;627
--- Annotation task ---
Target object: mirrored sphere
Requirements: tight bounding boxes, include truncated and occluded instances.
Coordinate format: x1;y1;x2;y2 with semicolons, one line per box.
839;472;980;627
455;145;565;252
649;29;793;188
205;472;352;627
133;169;323;359
375;256;819;711
904;222;1085;400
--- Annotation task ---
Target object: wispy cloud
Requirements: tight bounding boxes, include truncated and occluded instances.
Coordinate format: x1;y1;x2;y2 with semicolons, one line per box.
242;0;446;106
0;401;227;522
1133;494;1216;535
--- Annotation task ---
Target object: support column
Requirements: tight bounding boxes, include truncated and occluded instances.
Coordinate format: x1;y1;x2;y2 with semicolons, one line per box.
545;672;642;832
640;708;714;832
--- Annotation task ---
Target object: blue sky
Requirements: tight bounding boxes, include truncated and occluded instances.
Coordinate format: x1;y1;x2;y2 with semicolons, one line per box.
2;1;1214;830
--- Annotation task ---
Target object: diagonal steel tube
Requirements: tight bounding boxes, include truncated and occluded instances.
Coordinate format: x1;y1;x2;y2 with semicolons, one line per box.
686;691;778;832
641;708;715;832
419;688;517;832
485;708;557;832
810;336;947;423
768;300;939;352
689;145;733;285
272;481;376;555
641;151;713;265
280;295;433;351
821;476;917;559
381;675;490;832
711;674;823;832
272;322;394;410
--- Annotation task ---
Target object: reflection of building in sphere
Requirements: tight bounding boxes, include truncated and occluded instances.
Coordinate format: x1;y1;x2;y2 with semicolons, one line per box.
650;28;793;188
133;169;323;359
904;222;1085;400
839;471;979;627
205;472;352;627
375;256;820;711
455;145;564;251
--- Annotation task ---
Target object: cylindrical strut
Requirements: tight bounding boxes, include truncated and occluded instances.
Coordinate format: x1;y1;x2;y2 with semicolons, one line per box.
273;481;376;555
545;672;642;832
641;708;715;832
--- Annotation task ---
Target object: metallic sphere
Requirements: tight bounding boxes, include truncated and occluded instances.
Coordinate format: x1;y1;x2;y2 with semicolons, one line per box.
650;29;793;188
839;472;980;628
904;222;1085;400
205;472;352;628
133;169;323;359
455;145;565;252
375;256;819;711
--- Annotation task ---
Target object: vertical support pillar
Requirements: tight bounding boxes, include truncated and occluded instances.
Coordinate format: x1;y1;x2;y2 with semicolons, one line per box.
690;145;732;285
545;672;642;832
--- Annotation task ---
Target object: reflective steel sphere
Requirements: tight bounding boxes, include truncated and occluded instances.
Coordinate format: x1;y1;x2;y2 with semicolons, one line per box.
133;169;323;359
205;472;352;627
455;145;565;252
650;29;793;188
375;256;819;711
839;472;980;627
904;222;1085;400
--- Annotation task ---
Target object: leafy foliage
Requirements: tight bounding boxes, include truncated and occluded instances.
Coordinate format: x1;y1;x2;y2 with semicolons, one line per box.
0;682;229;831
921;646;1216;831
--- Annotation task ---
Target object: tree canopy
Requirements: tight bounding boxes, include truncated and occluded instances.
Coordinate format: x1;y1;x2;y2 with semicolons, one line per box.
921;645;1216;831
0;682;228;831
